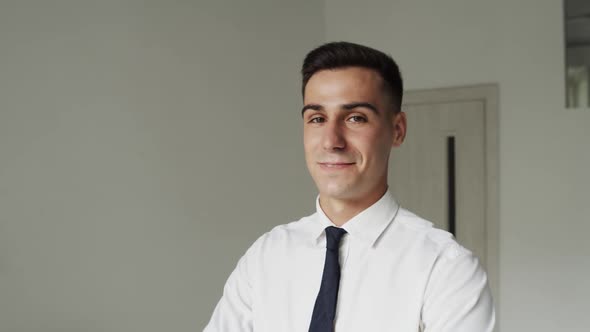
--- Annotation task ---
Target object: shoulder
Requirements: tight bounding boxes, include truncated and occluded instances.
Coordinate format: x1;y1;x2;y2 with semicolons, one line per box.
244;213;318;254
394;208;491;304
266;213;317;238
391;207;474;261
368;206;481;288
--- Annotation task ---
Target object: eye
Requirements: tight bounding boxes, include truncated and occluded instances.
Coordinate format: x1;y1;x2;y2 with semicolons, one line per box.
308;116;325;123
348;115;367;123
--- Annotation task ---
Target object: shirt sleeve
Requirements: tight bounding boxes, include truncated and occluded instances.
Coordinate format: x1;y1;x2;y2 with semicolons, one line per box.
203;237;262;332
421;242;496;332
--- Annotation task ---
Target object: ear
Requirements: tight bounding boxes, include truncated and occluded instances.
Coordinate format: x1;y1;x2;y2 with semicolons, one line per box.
391;111;407;147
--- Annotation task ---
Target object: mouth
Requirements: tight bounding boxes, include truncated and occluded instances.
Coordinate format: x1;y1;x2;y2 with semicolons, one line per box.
318;162;355;170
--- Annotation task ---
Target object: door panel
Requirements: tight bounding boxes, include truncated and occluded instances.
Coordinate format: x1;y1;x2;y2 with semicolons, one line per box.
389;100;486;264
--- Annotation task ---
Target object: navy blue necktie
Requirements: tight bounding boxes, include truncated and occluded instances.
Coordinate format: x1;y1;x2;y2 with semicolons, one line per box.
309;226;348;332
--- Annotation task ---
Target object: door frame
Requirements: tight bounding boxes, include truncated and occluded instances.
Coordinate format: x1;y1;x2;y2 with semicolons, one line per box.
403;84;500;327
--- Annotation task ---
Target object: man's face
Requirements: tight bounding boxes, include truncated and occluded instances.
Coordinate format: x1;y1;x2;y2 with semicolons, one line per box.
302;67;405;202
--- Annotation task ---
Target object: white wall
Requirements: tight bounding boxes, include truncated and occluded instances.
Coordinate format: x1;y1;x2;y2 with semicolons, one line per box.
2;1;588;331
325;0;590;331
0;1;323;330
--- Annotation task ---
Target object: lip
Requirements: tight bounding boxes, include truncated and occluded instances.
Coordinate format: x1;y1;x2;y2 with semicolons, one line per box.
318;162;355;170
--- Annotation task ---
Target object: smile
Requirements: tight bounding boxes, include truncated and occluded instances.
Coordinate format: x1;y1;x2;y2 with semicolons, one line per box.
318;162;355;170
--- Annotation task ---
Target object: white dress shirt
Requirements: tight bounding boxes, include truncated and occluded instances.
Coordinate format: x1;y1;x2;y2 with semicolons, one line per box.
204;189;495;331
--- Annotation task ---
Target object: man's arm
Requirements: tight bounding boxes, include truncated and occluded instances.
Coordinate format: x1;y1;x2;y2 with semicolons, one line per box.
421;242;495;331
203;238;261;332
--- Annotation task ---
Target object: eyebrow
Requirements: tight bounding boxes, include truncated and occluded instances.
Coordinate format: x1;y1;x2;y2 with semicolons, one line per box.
300;102;379;117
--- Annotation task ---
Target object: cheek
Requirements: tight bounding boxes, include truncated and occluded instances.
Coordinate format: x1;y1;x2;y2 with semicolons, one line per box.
302;135;312;154
303;133;318;164
303;130;321;151
356;132;391;163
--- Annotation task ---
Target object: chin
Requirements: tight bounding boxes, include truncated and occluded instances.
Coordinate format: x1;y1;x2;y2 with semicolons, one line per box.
318;181;360;200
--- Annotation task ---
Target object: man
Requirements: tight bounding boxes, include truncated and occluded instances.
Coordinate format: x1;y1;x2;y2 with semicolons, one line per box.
204;41;495;331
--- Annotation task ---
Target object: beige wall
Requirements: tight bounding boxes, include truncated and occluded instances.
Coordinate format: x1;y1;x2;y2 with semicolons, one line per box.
325;0;590;331
0;1;322;330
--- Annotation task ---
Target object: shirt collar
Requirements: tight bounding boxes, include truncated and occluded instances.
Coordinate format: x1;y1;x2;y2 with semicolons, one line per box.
312;187;400;248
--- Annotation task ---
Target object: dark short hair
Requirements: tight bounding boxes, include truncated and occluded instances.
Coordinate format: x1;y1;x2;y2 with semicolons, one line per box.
301;41;403;112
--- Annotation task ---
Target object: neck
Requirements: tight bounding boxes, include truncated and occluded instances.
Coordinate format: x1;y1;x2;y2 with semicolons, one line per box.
319;185;388;227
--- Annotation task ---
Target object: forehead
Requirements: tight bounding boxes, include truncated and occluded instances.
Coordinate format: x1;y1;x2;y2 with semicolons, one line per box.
304;67;385;103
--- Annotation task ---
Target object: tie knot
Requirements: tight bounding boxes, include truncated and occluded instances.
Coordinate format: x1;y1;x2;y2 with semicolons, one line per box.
324;226;347;250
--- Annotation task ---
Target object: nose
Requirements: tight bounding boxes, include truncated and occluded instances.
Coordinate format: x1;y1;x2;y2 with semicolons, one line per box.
322;119;346;151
